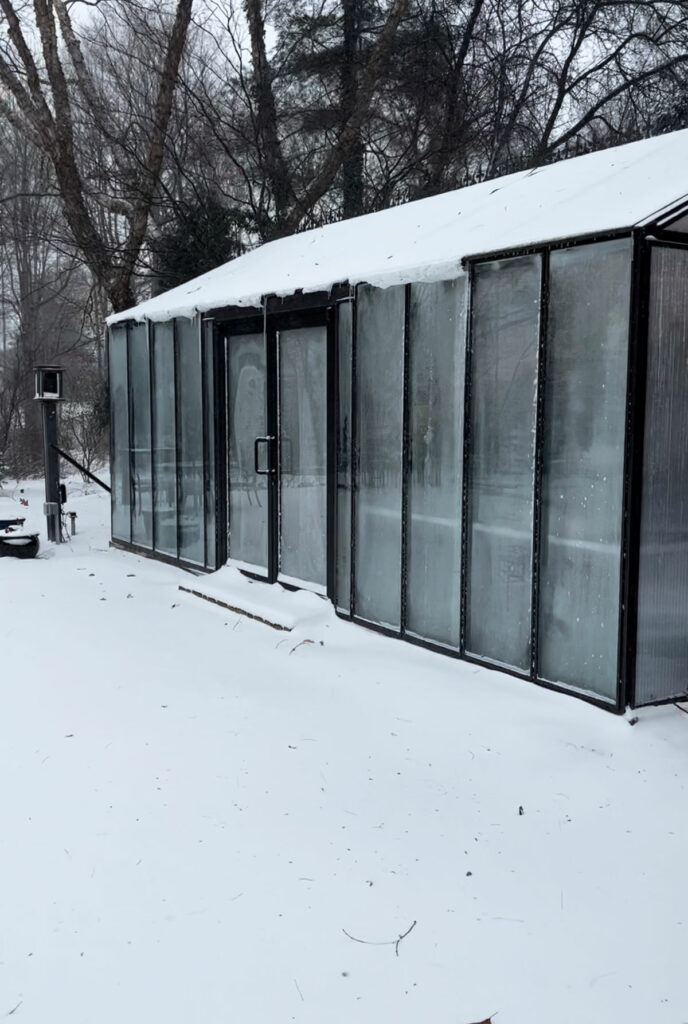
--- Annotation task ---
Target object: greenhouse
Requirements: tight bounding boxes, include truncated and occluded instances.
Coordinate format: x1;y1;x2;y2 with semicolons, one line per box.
107;127;688;711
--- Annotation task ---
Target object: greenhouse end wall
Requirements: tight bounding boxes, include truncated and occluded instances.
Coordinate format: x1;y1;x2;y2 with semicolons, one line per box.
108;315;218;571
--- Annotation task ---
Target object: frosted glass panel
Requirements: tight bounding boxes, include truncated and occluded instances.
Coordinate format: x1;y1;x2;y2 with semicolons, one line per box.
336;302;353;612
129;324;152;548
109;326;130;542
636;246;688;704
539;239;631;700
227;332;268;572
406;279;465;647
176;318;204;565
152;323;177;557
278;326;327;587
204;322;216;570
354;285;405;628
465;255;540;671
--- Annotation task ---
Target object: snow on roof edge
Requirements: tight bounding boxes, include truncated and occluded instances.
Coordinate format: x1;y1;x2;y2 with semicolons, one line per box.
107;129;688;327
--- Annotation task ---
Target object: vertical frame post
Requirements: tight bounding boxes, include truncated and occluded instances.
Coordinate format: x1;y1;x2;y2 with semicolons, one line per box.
618;229;652;709
530;251;549;681
459;263;476;654
214;321;228;569
148;319;156;554
266;310;279;583
325;305;337;601
126;323;134;546
106;329;114;538
200;316;209;569
173;318;182;561
400;283;411;635
350;287;359;618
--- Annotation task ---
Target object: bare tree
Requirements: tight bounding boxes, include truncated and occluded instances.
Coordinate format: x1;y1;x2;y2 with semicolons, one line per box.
0;0;194;312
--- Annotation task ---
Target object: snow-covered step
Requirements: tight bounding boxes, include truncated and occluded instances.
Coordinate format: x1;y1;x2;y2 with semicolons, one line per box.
178;565;331;632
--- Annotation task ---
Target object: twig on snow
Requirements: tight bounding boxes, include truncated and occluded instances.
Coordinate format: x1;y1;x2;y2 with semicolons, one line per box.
342;920;417;957
289;638;314;655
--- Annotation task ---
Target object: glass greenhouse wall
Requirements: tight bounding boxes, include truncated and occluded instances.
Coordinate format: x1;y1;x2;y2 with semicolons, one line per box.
342;241;633;706
108;225;688;711
108;316;218;570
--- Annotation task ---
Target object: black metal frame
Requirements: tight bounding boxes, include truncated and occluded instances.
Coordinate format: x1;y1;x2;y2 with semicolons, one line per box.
332;296;354;616
459;239;632;710
530;251;550;681
349;290;359;619
618;230;651;709
348;282;407;636
400;284;412;633
217;311;266;577
218;304;335;593
459;250;547;679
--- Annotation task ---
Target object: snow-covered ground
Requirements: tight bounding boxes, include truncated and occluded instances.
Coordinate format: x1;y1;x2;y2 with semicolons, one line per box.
1;479;687;1024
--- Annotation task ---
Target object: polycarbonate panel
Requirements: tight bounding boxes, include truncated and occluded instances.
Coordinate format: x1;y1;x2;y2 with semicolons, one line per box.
227;332;268;572
129;324;152;548
109;325;130;542
354;285;405;628
152;322;177;557
176;317;205;565
636;246;688;704
278;326;327;587
465;255;540;671
539;239;631;700
406;279;465;647
665;211;688;233
204;322;216;569
336;301;353;612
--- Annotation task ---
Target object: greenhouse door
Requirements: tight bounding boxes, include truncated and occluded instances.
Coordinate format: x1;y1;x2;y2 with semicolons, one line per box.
225;322;329;593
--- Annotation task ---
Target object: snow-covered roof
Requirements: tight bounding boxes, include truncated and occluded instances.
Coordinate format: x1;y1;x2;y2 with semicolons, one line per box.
108;129;688;325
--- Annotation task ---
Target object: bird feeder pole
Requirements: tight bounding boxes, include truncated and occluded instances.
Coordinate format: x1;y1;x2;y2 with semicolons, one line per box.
34;366;64;543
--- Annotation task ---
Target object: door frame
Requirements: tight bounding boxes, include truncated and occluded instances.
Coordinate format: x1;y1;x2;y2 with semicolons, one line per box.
218;305;336;599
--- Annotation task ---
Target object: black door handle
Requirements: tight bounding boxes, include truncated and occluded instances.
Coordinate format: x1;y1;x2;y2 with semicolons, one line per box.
254;436;275;475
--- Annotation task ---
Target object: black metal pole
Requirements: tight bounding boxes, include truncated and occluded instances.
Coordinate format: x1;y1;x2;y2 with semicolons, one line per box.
41;400;61;542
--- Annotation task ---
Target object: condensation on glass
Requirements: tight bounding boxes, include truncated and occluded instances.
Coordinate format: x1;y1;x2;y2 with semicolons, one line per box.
354;285;405;628
152;322;177;557
176;317;205;565
278;326;327;588
204;321;217;570
406;279;466;648
636;246;688;705
109;325;130;542
465;255;540;671
335;301;353;613
538;239;631;701
227;331;268;573
129;323;152;548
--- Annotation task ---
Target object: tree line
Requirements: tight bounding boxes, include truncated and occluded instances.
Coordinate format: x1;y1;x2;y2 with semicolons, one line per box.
1;0;688;478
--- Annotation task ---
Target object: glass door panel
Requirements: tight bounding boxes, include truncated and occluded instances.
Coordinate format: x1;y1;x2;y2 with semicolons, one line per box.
227;332;269;575
278;326;327;590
